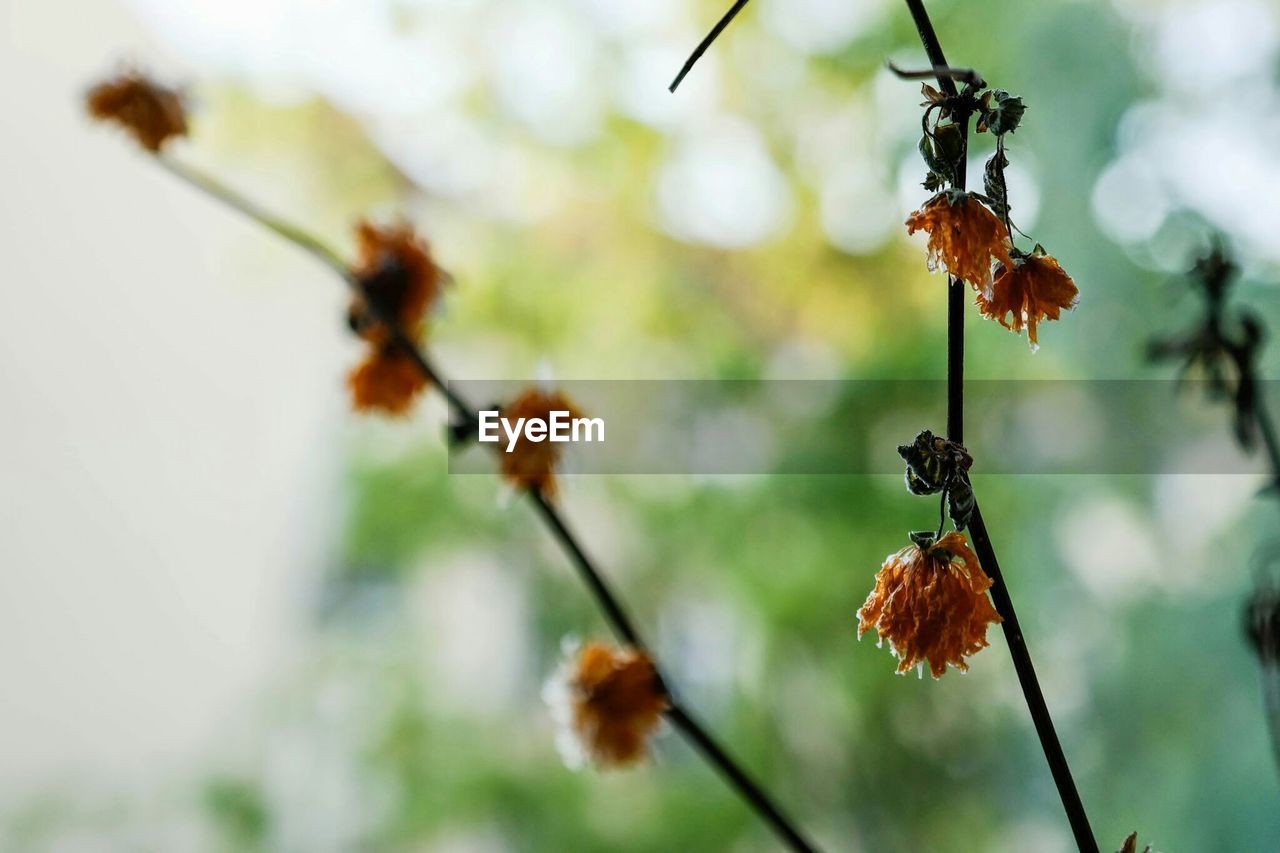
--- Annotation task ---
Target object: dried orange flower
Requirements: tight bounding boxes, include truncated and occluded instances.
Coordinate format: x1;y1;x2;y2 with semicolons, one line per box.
976;249;1079;349
347;347;427;415
857;531;1003;678
345;221;443;415
497;387;583;498
85;69;187;153
348;220;443;343
905;191;1013;289
543;641;668;769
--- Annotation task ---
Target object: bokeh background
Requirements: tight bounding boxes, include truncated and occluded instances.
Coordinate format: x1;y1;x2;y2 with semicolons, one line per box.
3;0;1280;849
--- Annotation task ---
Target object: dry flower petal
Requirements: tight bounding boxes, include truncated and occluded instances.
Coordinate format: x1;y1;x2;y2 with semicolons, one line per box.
544;641;668;769
905;191;1013;289
85;70;187;153
857;531;1003;678
497;388;583;498
976;251;1079;348
347;347;427;416
348;220;443;343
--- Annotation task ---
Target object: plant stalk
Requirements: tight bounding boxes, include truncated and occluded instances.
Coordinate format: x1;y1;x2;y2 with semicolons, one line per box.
901;3;1098;851
157;153;819;853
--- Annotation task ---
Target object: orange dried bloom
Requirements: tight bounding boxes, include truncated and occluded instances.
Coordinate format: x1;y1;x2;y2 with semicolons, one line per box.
905;191;1013;289
347;347;427;415
976;250;1079;348
497;388;583;498
345;221;443;415
85;70;187;153
544;641;668;769
348;220;443;343
857;531;1002;678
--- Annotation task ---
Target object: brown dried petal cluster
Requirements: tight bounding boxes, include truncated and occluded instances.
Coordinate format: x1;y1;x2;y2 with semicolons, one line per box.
857;531;1003;678
905;192;1013;289
347;349;427;416
350;220;443;340
560;642;668;768
976;252;1079;348
346;220;443;415
85;70;187;153
498;388;584;498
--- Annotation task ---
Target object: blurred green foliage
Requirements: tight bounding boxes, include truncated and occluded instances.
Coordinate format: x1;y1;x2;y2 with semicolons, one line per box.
13;0;1280;850
205;0;1280;850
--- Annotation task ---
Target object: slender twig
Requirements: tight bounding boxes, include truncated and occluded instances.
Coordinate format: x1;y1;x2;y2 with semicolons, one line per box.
669;0;750;92
159;159;348;274
886;61;986;88
530;494;819;852
155;154;819;853
901;3;1099;851
967;503;1098;853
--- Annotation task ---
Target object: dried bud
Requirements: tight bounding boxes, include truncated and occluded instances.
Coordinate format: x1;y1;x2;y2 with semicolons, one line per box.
347;347;427;416
544;641;668;769
85;69;188;153
977;89;1026;136
497;388;585;498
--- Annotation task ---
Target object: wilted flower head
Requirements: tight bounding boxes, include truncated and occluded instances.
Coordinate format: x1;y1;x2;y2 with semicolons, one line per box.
347;347;427;415
857;530;1002;678
905;191;1013;290
1148;242;1265;451
85;69;187;153
345;220;442;415
976;248;1079;349
543;640;668;769
348;220;443;343
498;387;584;498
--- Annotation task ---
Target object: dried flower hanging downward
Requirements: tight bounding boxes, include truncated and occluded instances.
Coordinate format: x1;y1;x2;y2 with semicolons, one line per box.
857;531;1002;678
903;73;1079;348
543;641;669;769
976;248;1080;350
905;191;1012;290
1148;244;1265;451
348;349;427;415
346;220;444;415
85;69;187;153
497;387;584;498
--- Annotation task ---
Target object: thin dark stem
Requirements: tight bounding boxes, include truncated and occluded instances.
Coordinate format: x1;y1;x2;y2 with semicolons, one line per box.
665;705;818;853
968;503;1099;853
530;493;819;852
902;2;1098;850
886;61;985;87
904;0;958;97
900;0;967;441
528;491;643;647
669;0;750;92
158;154;818;853
159;158;348;275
